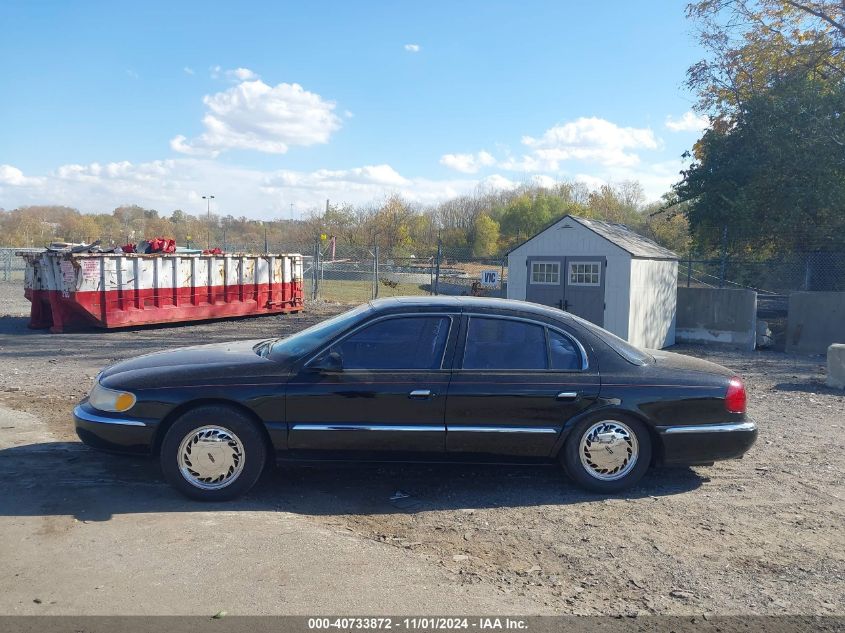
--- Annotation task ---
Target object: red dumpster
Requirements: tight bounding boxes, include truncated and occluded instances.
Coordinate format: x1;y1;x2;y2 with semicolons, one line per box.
19;251;304;333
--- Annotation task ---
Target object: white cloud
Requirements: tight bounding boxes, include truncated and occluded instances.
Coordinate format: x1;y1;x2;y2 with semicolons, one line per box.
575;159;684;200
125;69;139;79
574;174;606;189
529;174;558;189
444;117;661;179
209;66;260;82
521;117;659;168
404;44;421;53
183;66;195;75
264;164;409;189
0;152;682;217
665;111;709;133
171;79;342;155
478;174;517;191
439;151;496;174
0;164;41;186
230;67;259;81
0;159;491;216
496;153;551;172
169;135;218;158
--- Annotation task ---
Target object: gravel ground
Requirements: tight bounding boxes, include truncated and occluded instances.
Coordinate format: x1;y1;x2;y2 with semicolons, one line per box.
0;279;843;616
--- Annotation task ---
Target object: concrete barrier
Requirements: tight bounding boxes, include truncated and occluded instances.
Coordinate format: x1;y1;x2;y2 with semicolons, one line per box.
786;292;845;353
675;287;757;350
828;344;845;389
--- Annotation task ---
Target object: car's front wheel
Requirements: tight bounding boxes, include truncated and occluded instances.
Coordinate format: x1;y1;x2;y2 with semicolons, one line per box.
561;414;651;493
160;405;267;501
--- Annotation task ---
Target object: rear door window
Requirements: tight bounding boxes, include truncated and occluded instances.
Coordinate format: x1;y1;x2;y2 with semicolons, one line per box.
462;317;547;370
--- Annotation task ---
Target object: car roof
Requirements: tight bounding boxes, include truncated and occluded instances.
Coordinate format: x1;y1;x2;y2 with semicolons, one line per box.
368;295;576;322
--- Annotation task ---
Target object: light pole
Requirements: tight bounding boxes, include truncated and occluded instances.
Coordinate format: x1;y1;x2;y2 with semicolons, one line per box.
202;195;215;249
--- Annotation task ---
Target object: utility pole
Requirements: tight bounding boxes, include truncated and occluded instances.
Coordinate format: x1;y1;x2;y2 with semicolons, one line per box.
434;238;442;296
202;195;215;250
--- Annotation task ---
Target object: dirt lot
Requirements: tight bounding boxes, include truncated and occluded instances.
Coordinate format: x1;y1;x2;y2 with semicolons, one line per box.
0;279;843;616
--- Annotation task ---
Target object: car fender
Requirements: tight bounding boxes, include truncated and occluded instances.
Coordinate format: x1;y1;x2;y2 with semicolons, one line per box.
549;401;663;465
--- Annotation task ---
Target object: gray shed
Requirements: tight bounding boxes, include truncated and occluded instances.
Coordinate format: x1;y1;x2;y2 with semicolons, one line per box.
507;214;678;349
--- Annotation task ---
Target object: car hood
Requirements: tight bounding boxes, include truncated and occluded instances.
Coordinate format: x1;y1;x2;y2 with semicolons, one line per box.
647;349;735;377
99;339;286;388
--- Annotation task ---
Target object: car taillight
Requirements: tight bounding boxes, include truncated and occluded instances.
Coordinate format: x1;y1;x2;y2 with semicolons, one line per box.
725;377;746;414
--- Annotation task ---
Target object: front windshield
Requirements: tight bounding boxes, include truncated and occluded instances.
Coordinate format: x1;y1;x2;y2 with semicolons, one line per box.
269;303;372;361
566;312;654;366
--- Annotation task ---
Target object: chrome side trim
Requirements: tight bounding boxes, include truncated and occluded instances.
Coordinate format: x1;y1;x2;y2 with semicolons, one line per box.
658;421;757;435
73;405;147;427
290;424;442;432
448;426;560;434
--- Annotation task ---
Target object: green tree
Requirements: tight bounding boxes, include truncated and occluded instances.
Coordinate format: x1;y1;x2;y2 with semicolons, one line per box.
471;214;500;257
498;192;573;239
674;74;845;256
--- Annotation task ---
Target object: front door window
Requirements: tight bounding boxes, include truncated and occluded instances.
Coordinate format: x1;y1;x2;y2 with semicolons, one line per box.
324;316;451;371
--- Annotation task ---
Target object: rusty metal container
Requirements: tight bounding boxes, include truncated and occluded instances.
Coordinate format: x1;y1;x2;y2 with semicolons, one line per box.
19;251;304;332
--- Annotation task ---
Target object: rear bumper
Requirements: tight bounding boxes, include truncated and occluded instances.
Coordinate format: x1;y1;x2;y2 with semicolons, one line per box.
74;402;157;454
656;421;758;465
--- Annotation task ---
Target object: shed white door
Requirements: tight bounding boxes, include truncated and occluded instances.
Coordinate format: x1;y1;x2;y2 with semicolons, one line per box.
525;256;606;326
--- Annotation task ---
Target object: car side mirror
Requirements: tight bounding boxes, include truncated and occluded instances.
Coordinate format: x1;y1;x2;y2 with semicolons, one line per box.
309;351;343;372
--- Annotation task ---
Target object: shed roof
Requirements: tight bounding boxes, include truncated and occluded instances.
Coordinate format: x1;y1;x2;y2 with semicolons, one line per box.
507;214;678;260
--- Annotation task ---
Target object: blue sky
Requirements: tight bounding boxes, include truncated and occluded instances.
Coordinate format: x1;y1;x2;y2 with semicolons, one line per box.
0;1;709;218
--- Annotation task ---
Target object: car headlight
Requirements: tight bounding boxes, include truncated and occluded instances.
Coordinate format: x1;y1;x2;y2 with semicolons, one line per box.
88;382;136;412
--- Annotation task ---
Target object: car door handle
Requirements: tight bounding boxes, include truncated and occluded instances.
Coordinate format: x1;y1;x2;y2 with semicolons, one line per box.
409;389;433;400
556;391;579;401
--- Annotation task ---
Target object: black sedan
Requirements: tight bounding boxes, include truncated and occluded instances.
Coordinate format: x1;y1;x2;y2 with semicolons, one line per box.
74;297;757;500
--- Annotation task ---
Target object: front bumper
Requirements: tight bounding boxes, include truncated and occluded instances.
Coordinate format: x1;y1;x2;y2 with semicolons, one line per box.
74;402;157;454
656;421;758;465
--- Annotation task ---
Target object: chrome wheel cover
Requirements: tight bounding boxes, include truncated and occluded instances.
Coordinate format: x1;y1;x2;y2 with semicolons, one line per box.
177;426;245;490
579;420;639;481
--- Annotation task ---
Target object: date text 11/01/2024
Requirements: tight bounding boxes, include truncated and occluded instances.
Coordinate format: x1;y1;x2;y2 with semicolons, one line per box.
307;618;528;630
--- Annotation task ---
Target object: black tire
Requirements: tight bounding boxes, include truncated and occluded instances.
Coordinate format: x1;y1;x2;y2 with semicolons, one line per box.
160;404;268;501
560;414;652;493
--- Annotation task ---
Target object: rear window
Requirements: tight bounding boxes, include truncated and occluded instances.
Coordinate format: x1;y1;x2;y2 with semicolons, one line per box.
567;314;653;366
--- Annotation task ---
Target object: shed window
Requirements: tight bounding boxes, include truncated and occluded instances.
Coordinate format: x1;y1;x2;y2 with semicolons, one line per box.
568;262;601;286
531;262;560;284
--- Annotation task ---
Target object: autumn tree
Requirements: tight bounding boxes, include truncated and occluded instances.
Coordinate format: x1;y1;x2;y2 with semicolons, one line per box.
686;0;845;119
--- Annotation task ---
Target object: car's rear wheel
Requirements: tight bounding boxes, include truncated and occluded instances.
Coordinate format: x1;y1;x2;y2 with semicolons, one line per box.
561;414;651;493
160;405;267;501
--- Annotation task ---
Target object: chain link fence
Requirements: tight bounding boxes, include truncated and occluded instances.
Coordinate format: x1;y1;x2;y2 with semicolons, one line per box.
301;243;508;304
0;247;43;281
222;241;507;305
678;252;845;294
